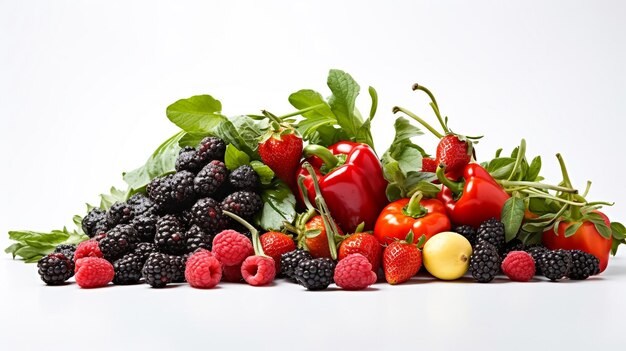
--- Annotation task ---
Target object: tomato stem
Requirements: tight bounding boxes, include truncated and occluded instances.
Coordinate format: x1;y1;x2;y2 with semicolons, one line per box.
392;106;444;139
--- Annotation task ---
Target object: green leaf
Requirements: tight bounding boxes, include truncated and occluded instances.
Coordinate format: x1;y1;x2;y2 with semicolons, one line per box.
408;181;441;198
250;161;275;185
327;69;362;137
501;197;525;242
564;222;583;237
486;157;516;180
594;221;612;239
526;156;542;181
255;180;297;231
224;144;251;170
611;222;626;240
354;86;378;149
166;95;224;133
288;89;334;120
99;186;128;209
6;228;88;262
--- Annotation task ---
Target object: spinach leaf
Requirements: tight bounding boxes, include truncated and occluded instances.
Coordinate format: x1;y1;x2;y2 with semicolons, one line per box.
256;180;296;231
501;197;526;242
166;95;224;133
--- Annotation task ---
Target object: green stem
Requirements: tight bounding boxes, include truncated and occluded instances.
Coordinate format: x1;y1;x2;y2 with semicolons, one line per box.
392;106;444;139
403;191;427;218
303;145;339;169
507;139;526;181
436;165;464;194
261;110;283;124
497;180;578;194
521;189;586;206
297;175;315;212
586;201;615;207
582;181;592;198
556;153;581;220
223;210;266;257
412;84;449;134
304;162;338;260
277;103;326;120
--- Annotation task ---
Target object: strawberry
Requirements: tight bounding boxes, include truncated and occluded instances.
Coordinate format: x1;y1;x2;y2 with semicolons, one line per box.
260;231;296;271
436;134;471;175
304;215;344;259
382;232;423;285
338;232;382;273
259;126;303;190
421;157;438;173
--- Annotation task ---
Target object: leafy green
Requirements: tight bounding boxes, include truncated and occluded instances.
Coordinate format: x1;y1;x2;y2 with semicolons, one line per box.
166;95;224;133
5;228;88;262
327;69;363;137
250;161;275;185
224;144;275;185
256;180;297;231
501;197;525;242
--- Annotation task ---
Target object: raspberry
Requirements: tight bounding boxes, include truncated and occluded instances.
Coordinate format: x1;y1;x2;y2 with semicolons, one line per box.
185;250;222;289
241;256;276;286
74;240;103;261
334;253;377;290
222;264;243;282
75;257;115;288
212;229;253;266
501;251;536;282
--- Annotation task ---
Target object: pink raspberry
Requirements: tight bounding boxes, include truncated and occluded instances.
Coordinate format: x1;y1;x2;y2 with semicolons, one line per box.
74;240;103;261
212;229;253;266
501;251;536;282
222;264;243;282
241;256;276;286
185;250;222;289
75;257;114;288
334;253;377;290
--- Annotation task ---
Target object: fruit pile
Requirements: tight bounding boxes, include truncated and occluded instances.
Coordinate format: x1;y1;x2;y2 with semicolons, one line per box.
9;69;626;290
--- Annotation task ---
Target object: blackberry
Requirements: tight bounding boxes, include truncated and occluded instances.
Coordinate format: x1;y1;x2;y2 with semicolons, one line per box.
154;215;187;255
454;225;477;246
130;213;158;242
229;165;259;190
294;258;336;290
212;182;235;202
196;136;226;163
281;249;312;281
470;242;501;283
501;239;525;258
194;160;228;196
147;171;196;212
191;197;229;234
177;209;193;230
54;244;76;263
477;218;505;251
185;225;213;252
127;193;158;216
106;202;134;226
99;224;138;261
133;242;157;262
176;146;203;173
539;249;571;281
567;250;599;280
113;253;144;285
142;252;177;288
221;191;263;219
82;208;109;238
170;255;187;283
37;253;73;285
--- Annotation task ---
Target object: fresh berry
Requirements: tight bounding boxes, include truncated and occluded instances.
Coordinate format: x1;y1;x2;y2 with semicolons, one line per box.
294;257;336;290
436;134;471;175
567;250;600;280
154;215;187;255
185;250;222;288
304;215;344;259
130;213;158;242
99;224;137;261
241;256;276;286
142;252;177;288
53;244;76;263
421;157;437;173
211;229;254;266
113;253;144;285
147;171;196;212
382;238;422;285
525;244;548;274
501;239;525;258
176;146;203;173
185;225;213;252
454;225;477;246
470;242;501;283
106;202;134;226
170;255;187;283
75;257;115;288
177;209;193;230
229;165;259;190
338;233;382;273
74;240;104;261
477;218;505;251
196;137;226;163
194;160;228;196
37;253;73;285
222;264;244;282
127;193;159;216
501;251;535;282
258;128;303;190
133;242;157;261
280;249;312;281
81;208;109;238
221;191;263;219
539;249;571;281
334;253;377;290
260;231;296;272
191;197;229;234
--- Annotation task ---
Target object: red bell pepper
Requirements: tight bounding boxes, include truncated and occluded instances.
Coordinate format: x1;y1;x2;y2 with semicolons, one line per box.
373;192;451;244
297;142;388;233
436;163;510;228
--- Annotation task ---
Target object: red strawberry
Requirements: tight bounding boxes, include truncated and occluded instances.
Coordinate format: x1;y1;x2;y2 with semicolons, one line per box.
338;232;382;273
260;231;296;271
421;157;437;173
258;128;303;190
383;233;423;285
436;134;471;175
304;215;344;259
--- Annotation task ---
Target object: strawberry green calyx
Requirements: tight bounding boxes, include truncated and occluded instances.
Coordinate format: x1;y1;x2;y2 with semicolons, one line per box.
303;162;339;260
223;210;268;258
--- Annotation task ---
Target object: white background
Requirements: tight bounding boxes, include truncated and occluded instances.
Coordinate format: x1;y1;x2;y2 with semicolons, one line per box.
1;1;625;350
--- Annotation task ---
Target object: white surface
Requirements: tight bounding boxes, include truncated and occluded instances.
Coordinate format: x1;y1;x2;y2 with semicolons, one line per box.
1;0;625;350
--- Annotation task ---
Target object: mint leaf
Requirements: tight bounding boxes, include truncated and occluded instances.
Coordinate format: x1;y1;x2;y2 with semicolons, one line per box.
224;144;251;170
166;95;224;133
501;197;525;242
327;69;363;138
250;161;274;185
256;180;296;231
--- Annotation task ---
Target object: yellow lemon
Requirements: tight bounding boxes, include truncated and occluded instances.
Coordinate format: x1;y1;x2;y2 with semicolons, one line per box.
423;232;472;280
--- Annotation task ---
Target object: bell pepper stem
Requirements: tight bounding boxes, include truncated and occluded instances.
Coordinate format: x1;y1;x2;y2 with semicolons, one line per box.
303;145;340;169
403;191;428;218
436;164;464;194
412;84;450;134
303;162;338;260
392;106;444;139
224;210;266;257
